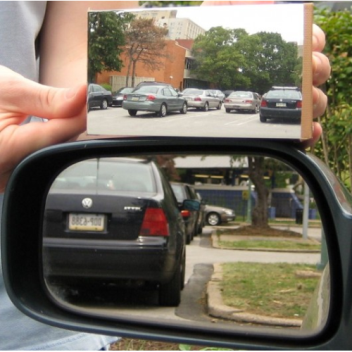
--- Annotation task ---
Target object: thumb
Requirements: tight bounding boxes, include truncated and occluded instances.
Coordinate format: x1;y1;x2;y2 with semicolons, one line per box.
16;82;87;120
0;66;87;120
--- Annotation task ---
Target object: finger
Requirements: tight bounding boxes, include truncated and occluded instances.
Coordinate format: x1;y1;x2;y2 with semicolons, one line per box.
312;24;326;52
300;122;322;149
0;106;86;192
313;52;331;87
313;87;328;119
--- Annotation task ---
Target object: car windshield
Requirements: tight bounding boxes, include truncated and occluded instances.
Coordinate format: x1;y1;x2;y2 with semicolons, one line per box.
266;90;301;99
230;92;252;98
51;158;156;193
182;89;203;96
133;86;160;94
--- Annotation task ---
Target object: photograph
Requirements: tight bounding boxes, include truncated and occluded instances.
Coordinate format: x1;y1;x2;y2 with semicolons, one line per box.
87;3;313;139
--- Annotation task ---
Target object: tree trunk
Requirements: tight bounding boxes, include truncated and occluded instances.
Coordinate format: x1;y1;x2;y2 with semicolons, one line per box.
248;157;269;228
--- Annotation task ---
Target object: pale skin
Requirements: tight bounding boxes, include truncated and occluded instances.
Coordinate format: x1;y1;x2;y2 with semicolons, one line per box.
0;1;330;193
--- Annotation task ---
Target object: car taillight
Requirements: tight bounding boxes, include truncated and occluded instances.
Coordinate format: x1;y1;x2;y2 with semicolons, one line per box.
194;97;202;101
181;210;191;219
147;95;156;101
224;99;229;103
261;100;268;107
139;208;169;236
244;100;253;103
123;95;127;100
296;101;302;108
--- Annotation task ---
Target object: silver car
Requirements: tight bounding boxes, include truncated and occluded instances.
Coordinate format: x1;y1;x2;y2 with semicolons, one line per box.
224;91;261;114
182;88;222;111
204;205;236;226
208;89;225;102
122;85;187;117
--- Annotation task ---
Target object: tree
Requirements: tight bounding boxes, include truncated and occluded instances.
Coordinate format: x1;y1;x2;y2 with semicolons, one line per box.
190;27;301;94
239;32;301;93
124;18;169;87
191;27;250;90
88;11;133;83
314;7;352;191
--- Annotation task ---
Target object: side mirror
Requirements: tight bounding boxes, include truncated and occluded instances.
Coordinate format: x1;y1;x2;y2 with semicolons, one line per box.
2;138;351;349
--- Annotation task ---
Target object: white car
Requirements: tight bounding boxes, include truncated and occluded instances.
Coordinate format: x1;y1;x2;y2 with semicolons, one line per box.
182;88;222;111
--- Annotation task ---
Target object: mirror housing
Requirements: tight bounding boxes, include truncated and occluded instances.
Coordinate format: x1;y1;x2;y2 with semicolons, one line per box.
2;137;352;349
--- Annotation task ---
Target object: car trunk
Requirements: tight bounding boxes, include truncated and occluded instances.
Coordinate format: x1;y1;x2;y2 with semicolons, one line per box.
44;192;158;241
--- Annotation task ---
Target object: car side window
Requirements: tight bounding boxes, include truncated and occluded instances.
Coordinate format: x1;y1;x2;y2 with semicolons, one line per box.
169;88;178;97
163;89;172;97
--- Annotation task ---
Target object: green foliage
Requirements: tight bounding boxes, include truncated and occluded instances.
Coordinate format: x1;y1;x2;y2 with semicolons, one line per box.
191;27;300;93
314;7;352;191
88;12;134;82
140;1;203;7
100;83;112;91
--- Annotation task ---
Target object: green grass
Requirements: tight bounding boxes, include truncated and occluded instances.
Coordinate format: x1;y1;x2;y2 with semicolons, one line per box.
218;239;321;251
221;263;320;319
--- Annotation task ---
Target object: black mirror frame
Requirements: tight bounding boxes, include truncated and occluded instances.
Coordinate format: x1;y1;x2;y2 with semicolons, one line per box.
2;137;352;349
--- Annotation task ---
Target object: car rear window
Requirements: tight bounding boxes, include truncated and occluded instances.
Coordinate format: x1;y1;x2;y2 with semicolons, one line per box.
182;89;203;95
230;91;252;98
134;86;161;94
51;158;156;193
266;90;301;99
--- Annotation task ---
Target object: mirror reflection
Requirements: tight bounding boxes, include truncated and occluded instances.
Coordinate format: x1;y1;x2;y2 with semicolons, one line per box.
43;154;329;335
87;4;312;139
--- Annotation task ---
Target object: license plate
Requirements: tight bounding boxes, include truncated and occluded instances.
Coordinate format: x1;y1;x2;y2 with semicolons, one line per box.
68;214;105;232
131;97;139;101
276;103;287;107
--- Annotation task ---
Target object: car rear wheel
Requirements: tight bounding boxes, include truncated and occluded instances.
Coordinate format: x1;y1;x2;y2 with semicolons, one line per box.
128;110;137;116
180;102;187;114
216;101;222;110
159;103;167;117
225;108;231;113
260;114;267;123
186;232;191;245
203;102;209;111
159;264;182;307
100;99;108;110
207;212;221;226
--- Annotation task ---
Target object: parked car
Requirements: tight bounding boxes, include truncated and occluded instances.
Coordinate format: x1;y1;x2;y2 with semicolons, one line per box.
259;86;302;123
112;87;133;106
87;83;113;111
181;88;222;111
195;192;206;235
224;91;261;114
43;157;199;307
122;84;187;117
132;81;174;91
170;182;201;244
204;205;236;226
207;89;225;102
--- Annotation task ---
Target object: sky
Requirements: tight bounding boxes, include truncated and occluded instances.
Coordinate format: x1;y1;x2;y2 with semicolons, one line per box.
176;4;305;44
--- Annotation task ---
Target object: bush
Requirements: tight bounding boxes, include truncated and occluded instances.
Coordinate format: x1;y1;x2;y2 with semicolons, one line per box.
101;83;112;92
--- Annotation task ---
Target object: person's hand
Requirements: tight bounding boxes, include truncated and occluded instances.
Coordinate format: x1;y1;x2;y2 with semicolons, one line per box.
0;65;87;193
310;24;330;146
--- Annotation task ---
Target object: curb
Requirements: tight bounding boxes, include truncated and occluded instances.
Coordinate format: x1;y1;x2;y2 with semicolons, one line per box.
207;263;302;328
211;234;321;253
